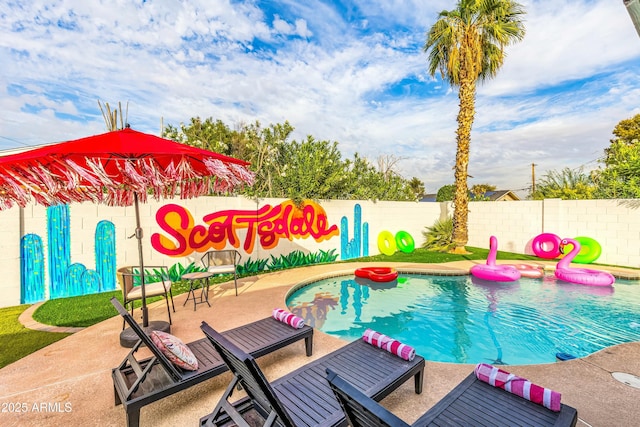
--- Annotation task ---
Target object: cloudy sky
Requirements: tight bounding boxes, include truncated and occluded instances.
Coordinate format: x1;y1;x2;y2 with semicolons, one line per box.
1;0;639;197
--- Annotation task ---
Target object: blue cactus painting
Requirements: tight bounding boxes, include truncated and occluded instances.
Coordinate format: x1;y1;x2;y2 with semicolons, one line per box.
67;263;87;297
47;205;71;299
19;205;117;303
20;234;45;304
95;220;116;291
340;204;369;260
67;263;102;295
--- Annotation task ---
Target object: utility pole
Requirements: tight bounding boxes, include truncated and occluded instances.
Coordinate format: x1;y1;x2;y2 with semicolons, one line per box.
531;163;537;194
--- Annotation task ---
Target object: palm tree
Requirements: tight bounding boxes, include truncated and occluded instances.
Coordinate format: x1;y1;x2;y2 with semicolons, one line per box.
98;100;128;131
424;0;526;253
408;177;426;199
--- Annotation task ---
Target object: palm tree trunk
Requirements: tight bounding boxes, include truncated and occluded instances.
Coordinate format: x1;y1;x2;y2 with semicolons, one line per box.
450;76;476;254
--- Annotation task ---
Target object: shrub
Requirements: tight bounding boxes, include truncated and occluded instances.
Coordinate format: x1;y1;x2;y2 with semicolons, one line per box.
422;216;454;252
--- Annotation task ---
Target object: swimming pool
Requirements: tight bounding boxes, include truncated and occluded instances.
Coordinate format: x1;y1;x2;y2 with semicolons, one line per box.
286;273;640;365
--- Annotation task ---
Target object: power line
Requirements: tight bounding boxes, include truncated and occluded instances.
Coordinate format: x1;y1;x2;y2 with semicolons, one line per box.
0;135;33;147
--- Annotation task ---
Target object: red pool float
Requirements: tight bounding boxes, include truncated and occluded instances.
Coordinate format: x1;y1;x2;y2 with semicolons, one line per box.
354;267;398;282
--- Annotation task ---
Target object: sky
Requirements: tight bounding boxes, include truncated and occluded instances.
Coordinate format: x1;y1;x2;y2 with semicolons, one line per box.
1;0;640;198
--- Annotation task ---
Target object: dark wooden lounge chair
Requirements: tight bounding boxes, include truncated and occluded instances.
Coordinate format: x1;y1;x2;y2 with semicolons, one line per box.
110;298;313;427
326;368;578;427
199;321;425;427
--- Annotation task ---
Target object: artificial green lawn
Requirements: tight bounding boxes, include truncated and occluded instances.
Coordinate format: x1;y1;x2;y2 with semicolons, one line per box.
0;246;624;369
0;305;72;369
30;275;236;328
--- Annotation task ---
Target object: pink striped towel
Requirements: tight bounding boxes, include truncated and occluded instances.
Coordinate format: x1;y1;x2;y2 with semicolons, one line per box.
474;363;561;412
272;308;305;329
362;329;415;361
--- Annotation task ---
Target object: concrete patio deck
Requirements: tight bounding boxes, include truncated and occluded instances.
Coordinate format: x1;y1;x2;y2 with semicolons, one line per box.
1;261;639;427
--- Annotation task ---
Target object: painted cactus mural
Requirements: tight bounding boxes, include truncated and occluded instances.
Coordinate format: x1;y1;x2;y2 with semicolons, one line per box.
67;263;102;295
47;205;71;299
67;263;87;297
95;220;116;291
20;205;116;303
340;204;369;260
20;234;45;304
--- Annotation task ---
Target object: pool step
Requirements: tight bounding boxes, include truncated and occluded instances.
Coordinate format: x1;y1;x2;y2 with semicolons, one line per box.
555;352;577;362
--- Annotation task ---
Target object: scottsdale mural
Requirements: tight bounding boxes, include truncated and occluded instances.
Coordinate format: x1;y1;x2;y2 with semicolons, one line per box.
151;199;340;256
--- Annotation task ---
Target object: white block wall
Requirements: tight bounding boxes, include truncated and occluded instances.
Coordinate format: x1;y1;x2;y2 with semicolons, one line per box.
466;198;640;268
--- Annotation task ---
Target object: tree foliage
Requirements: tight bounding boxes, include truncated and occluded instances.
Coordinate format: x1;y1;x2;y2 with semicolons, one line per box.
531;167;596;200
436;184;456;202
273;136;349;203
529;114;640;200
164;117;422;203
237;121;294;198
593;142;640;198
408;177;426;199
470;184;497;201
423;0;526;253
610;113;640;145
164;117;238;156
592;114;640;199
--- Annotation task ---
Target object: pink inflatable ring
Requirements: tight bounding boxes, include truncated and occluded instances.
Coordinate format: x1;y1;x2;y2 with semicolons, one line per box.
532;233;562;259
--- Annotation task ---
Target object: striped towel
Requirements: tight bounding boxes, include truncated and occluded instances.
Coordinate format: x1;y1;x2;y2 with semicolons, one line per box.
474;363;561;412
362;329;416;361
272;308;305;329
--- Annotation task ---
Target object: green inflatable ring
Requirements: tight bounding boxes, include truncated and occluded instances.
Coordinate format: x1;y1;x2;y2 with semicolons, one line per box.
573;236;602;264
395;230;415;253
377;231;396;256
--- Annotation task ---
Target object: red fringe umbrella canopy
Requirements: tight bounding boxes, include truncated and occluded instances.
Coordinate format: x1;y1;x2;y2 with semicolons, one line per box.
0;127;255;210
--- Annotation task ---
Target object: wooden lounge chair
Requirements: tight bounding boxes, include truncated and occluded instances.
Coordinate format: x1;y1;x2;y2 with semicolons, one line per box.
110;298;313;427
199;321;425;427
326;368;578;427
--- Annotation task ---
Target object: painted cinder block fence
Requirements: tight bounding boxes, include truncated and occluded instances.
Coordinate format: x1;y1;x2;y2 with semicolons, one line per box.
0;196;638;308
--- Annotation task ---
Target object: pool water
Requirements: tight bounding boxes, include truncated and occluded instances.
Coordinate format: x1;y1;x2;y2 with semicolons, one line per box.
286;274;640;365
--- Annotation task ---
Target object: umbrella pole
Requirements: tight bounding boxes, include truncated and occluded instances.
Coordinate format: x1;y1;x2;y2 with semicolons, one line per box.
134;193;149;328
119;192;170;347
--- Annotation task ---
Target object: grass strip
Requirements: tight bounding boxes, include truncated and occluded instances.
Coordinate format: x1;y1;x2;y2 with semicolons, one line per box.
32;291;122;327
0;305;71;369
31;275;230;327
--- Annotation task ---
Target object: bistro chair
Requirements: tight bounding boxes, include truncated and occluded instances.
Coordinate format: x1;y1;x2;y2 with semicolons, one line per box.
116;265;175;328
200;250;242;296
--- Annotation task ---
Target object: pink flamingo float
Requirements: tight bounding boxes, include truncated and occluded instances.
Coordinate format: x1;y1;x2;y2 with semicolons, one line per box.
555;238;615;286
470;236;521;282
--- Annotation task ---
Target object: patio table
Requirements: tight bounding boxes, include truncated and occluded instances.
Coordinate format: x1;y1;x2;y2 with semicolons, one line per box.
181;271;215;310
